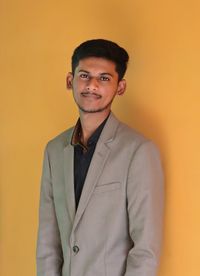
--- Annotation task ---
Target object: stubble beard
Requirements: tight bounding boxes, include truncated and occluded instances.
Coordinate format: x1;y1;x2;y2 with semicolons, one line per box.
74;92;116;114
76;100;113;113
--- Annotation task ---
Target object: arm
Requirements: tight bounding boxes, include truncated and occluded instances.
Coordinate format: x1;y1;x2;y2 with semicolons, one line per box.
36;145;63;276
124;141;164;276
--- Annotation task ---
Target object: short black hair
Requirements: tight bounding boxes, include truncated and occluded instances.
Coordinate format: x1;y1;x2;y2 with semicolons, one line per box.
71;39;129;80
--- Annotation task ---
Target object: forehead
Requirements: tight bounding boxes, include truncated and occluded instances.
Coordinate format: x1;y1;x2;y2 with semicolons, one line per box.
75;57;117;74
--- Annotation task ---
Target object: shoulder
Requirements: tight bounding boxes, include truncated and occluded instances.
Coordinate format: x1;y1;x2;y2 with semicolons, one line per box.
109;113;149;147
45;126;74;153
113;118;162;168
106;113;161;158
117;120;148;144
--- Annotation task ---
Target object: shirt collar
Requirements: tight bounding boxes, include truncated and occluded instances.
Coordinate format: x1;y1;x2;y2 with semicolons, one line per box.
71;114;110;149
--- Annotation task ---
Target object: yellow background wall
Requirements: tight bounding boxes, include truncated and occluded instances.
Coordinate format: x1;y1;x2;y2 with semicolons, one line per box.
1;0;200;275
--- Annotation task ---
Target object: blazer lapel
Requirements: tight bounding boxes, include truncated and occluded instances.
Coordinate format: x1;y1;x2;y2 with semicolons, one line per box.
63;141;76;224
72;112;120;230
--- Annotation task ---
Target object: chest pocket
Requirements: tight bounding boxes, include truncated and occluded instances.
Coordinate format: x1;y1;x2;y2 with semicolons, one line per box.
93;182;121;194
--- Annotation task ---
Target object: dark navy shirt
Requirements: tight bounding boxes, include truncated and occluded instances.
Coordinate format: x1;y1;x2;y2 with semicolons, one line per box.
71;116;109;209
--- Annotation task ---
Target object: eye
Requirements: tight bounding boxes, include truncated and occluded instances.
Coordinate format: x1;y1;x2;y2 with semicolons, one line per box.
100;76;110;81
80;73;89;79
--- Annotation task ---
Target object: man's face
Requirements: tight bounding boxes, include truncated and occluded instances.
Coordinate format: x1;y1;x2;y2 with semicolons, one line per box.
67;57;126;114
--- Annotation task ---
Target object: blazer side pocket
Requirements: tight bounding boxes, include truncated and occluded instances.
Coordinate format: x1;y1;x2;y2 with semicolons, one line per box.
93;182;121;194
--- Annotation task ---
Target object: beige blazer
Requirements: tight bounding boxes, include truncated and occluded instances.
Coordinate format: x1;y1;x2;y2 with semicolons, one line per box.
36;112;164;276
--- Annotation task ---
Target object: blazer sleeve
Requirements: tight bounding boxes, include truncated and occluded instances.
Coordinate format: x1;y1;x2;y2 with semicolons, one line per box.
36;144;63;276
124;141;164;276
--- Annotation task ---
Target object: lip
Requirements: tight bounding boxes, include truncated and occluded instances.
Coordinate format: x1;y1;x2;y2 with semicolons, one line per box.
81;92;101;99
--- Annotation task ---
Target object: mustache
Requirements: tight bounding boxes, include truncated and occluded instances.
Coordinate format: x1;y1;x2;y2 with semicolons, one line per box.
81;91;102;98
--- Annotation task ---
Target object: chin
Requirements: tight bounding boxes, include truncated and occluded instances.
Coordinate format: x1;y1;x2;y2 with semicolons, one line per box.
80;108;103;114
79;105;107;114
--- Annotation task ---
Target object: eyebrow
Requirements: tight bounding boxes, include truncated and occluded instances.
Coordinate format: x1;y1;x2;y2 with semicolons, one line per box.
78;70;89;73
100;73;114;77
78;70;114;77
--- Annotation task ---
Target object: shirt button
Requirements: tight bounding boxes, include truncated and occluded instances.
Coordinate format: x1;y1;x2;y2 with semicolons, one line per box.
72;245;79;254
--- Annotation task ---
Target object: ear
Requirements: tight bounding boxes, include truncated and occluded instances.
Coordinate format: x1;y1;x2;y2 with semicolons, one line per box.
117;79;126;95
66;72;73;90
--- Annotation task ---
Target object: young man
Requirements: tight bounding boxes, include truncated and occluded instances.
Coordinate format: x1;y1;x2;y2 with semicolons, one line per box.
36;39;164;276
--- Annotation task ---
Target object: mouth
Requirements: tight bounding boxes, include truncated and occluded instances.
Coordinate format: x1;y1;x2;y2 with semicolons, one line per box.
81;92;101;99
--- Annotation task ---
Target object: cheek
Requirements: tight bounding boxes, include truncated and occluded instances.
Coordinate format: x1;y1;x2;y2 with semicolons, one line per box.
102;85;118;96
74;80;85;91
72;81;80;93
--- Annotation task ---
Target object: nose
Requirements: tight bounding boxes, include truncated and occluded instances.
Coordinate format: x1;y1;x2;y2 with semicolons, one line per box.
86;77;98;91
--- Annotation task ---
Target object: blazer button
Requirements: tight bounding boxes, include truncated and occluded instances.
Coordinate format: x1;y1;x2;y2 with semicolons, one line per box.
72;245;79;254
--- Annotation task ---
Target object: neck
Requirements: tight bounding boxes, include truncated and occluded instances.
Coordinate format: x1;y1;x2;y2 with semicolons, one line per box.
79;110;110;145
